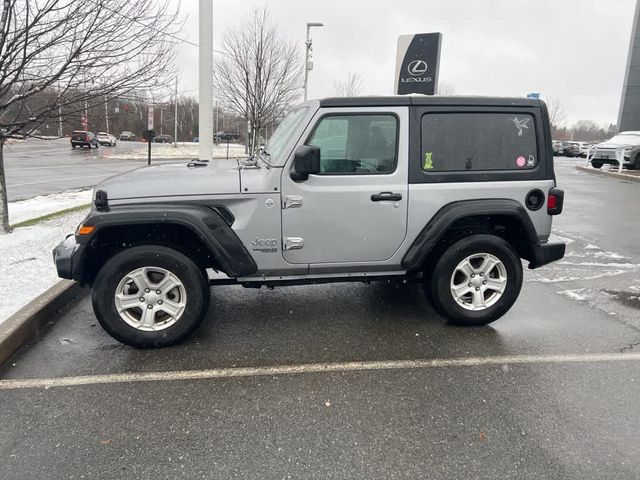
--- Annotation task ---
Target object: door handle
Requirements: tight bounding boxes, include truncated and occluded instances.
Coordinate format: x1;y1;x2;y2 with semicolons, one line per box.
371;192;402;202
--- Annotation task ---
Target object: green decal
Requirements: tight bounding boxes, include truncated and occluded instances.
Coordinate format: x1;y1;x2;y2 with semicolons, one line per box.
423;151;433;170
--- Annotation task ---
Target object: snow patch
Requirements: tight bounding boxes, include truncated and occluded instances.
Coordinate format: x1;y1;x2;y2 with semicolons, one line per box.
531;270;630;283
0;210;88;324
549;233;574;245
104;142;246;161
557;261;639;269
9;189;92;224
557;289;587;301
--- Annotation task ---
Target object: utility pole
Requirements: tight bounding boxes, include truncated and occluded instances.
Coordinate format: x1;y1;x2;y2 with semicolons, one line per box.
160;109;163;135
215;101;219;136
104;96;110;133
198;0;214;161
58;106;63;137
83;99;88;130
174;75;178;148
303;22;324;101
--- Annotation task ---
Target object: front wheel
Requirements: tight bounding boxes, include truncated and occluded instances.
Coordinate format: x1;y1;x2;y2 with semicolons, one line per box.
591;161;603;169
92;245;210;347
425;235;523;326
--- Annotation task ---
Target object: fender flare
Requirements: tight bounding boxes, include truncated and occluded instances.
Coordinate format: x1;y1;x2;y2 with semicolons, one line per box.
78;203;257;277
401;199;539;270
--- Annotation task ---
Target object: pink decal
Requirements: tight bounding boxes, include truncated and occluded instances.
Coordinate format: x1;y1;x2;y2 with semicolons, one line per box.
516;156;526;167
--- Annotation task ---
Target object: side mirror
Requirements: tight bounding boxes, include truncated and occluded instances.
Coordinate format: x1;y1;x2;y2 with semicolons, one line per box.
290;145;321;182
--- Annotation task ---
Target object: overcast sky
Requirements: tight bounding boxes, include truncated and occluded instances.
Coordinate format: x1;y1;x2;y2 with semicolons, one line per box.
172;0;636;127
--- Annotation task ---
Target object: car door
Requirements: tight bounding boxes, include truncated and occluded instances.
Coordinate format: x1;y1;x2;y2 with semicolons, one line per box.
280;106;408;265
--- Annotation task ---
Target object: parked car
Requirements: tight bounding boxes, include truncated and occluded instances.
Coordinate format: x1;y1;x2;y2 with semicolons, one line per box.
53;95;565;347
215;131;240;143
552;140;564;156
562;142;581;157
589;131;640;169
573;142;592;158
71;130;99;149
119;131;136;141
96;132;117;146
153;134;173;143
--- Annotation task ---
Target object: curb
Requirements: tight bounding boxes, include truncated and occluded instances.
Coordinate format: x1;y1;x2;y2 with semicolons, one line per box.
0;280;86;367
575;165;640;183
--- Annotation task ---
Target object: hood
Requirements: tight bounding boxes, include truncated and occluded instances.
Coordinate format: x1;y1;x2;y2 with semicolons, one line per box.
97;160;241;200
595;141;634;150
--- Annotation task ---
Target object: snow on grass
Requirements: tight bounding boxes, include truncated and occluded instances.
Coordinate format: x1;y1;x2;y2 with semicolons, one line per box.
8;189;92;225
103;142;246;161
0;209;88;324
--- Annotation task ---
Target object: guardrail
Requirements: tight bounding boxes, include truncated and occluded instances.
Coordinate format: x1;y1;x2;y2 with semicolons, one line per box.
585;146;625;173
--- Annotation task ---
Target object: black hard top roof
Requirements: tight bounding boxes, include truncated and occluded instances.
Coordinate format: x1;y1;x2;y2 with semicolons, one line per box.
318;95;542;108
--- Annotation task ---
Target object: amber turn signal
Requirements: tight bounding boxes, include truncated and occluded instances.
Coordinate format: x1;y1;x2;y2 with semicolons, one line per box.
77;225;96;235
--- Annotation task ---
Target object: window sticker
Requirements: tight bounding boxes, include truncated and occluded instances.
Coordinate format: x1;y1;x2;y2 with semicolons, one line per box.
423;151;433;169
527;154;537;167
516;156;526;168
511;117;531;137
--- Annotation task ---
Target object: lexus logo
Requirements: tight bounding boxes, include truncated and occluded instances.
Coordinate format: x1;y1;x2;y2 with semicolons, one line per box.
407;60;428;76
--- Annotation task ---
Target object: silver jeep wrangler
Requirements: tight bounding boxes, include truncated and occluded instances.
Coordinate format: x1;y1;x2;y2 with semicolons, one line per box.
54;96;565;347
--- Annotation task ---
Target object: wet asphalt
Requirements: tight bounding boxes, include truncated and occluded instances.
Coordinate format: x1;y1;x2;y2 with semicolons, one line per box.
4;138;159;201
1;158;640;479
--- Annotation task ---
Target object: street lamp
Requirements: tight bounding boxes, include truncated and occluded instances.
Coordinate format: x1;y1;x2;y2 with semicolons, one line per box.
304;22;324;101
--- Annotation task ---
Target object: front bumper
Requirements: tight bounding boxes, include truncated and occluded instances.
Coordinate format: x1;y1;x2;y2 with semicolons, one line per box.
529;241;566;269
53;234;85;281
592;158;632;166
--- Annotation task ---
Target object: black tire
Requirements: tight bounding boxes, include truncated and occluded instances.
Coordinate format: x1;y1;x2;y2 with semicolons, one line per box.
71;145;76;149
424;234;523;327
92;245;210;347
634;155;640;171
591;161;603;169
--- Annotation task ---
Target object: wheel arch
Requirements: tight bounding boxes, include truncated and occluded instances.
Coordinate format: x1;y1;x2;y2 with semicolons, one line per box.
401;199;540;271
76;204;257;285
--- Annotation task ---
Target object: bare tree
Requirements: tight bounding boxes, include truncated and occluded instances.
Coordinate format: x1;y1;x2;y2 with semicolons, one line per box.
0;0;180;233
213;8;303;151
334;72;363;97
546;96;565;128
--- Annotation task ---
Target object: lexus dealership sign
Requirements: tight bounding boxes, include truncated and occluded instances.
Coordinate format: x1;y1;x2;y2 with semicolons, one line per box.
395;33;442;95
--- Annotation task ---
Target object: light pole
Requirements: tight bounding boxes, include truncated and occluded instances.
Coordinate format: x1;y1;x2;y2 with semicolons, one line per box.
304;22;324;102
198;0;214;161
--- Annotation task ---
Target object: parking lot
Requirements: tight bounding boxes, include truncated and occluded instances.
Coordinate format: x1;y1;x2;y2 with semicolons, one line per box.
1;159;640;479
4;138;160;201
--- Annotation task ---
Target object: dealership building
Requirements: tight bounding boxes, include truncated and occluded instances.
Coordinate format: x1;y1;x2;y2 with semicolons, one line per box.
619;0;640;131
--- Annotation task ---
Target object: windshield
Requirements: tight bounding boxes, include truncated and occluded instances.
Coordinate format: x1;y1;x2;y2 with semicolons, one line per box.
607;133;640;145
263;107;308;164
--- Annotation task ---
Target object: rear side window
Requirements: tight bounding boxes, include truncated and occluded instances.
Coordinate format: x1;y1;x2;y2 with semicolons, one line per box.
307;114;398;174
421;113;538;172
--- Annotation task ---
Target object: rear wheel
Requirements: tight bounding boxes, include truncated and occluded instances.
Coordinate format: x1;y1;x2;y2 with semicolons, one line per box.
92;245;210;347
425;234;523;326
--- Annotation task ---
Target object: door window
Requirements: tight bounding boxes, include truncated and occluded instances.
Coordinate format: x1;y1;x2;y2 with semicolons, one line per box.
308;114;398;174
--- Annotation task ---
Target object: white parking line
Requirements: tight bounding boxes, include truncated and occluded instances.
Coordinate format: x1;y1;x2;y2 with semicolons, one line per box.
2;352;640;390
